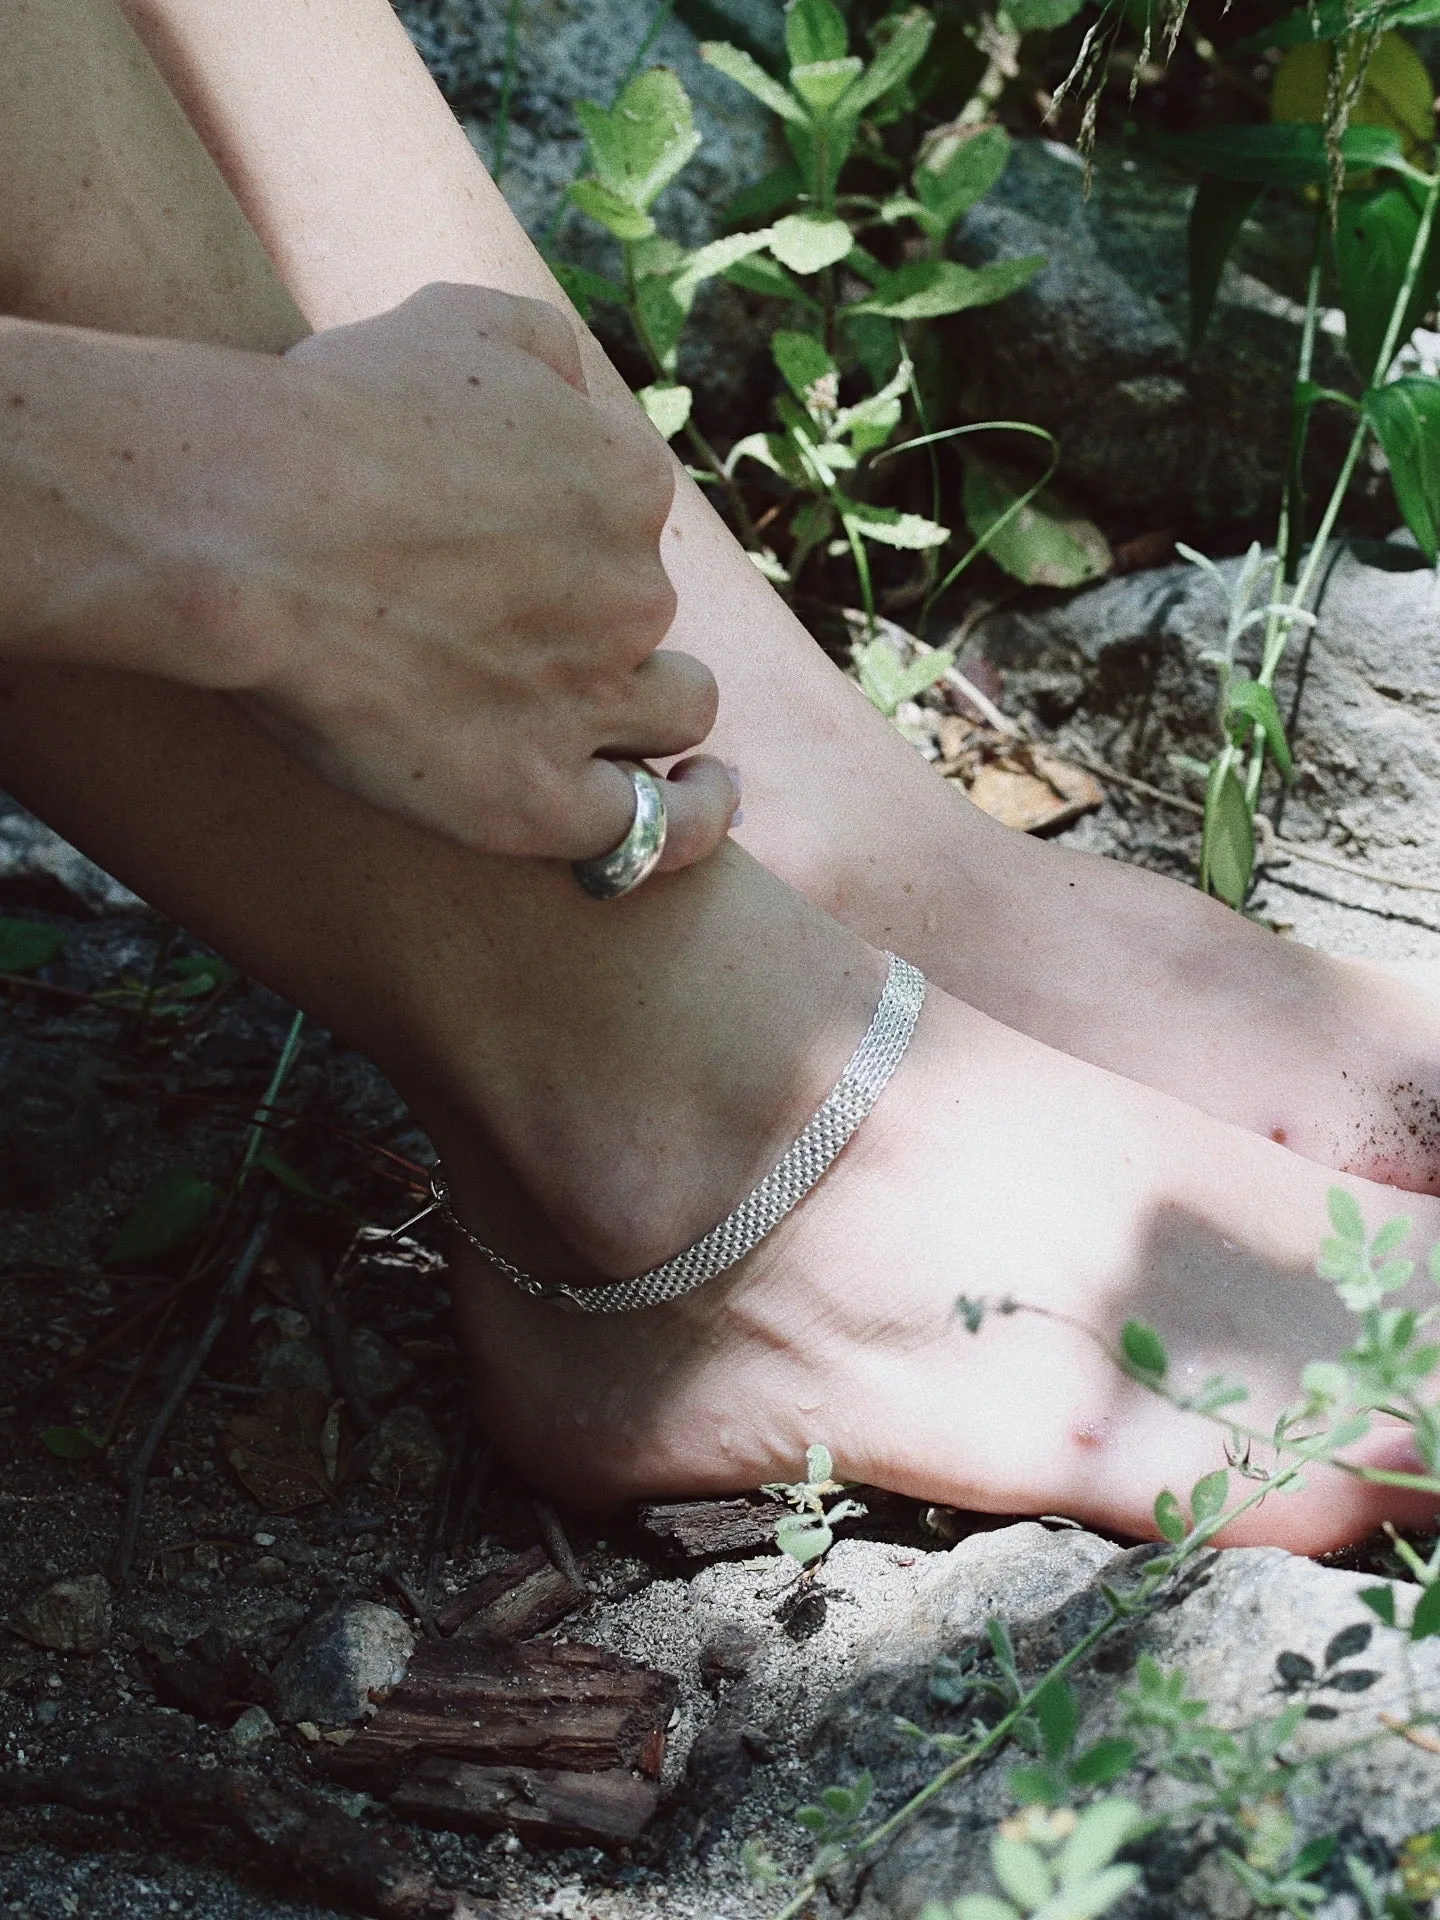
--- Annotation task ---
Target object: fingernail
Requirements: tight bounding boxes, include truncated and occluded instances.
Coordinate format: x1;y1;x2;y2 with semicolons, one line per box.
725;762;743;826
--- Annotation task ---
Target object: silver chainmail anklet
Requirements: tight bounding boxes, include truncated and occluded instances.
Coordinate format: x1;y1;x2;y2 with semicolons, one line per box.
425;951;926;1314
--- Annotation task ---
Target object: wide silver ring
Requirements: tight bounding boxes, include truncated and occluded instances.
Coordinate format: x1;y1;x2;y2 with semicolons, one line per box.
571;762;668;901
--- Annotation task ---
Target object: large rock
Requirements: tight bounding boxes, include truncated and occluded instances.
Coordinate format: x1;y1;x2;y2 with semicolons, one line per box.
979;539;1440;960
948;140;1362;533
831;1544;1440;1917
271;1600;416;1726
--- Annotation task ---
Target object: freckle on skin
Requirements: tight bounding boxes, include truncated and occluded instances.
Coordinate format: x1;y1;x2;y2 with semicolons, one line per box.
467;375;479;386
7;394;23;408
1073;1423;1104;1450
1270;1126;1288;1144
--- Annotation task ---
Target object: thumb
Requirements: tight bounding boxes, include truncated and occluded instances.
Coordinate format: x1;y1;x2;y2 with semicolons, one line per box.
654;756;740;874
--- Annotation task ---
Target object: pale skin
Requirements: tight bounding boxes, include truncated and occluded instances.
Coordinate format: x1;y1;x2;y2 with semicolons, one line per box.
5;0;1440;1553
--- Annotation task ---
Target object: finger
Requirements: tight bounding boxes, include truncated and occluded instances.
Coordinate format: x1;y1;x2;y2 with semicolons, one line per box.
654;757;740;874
598;650;719;760
566;754;654;863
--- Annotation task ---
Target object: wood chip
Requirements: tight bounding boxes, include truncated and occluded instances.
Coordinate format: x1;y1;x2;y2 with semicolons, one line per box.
434;1547;586;1641
635;1497;779;1560
327;1637;678;1789
390;1758;659;1847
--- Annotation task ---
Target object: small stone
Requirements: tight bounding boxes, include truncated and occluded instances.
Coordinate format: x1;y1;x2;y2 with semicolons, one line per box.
228;1704;277;1752
32;1700;59;1726
698;1625;764;1692
259;1337;331;1394
253;1532;276;1549
9;1574;111;1654
351;1328;415;1404
350;1405;447;1499
295;1720;321;1743
271;1601;415;1726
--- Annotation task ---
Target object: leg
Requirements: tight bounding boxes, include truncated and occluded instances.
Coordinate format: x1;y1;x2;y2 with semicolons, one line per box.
3;0;1439;1556
108;0;1440;1193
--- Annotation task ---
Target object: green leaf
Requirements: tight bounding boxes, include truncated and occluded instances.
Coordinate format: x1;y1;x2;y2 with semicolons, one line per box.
1140;122;1405;188
947;1898;1020;1920
1364;375;1440;563
914;125;1012;238
843;504;950;549
1371;1216;1413;1260
576;68;702;211
767;211;855;273
1050;1864;1142;1918
772;328;837;404
0;917;65;976
41;1426;102;1462
1003;0;1088;25
963;463;1111;587
672;228;775;299
805;1441;834;1484
1273;32;1435;153
1336;185;1440;383
635;275;688;372
549;259;625;320
637;382;693;439
1359;1584;1397;1627
1190;1468;1230;1526
1328;1187;1368;1244
1070;1737;1139;1787
848;254;1043;320
1188;177;1262;351
1055;1799;1146;1888
103;1166;218;1266
1291;1835;1338;1881
723;250;820;305
568;176;655;241
775;1514;833;1563
1122;1319;1169;1380
1034;1677;1079;1761
854;639;908;716
991;1837;1054;1909
1200;756;1254;908
1154;1489;1187;1542
791;56;864;112
839;10;935;118
164;954;241;1000
1411;1579;1440;1639
701;40;811;123
786;0;849;67
1225;676;1294;781
1239;0;1440;50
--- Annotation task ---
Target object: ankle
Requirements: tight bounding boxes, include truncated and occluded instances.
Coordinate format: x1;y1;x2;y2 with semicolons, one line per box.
422;940;888;1282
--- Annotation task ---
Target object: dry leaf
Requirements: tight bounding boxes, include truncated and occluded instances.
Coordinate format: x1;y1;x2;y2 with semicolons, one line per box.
962;746;1104;834
226;1387;336;1513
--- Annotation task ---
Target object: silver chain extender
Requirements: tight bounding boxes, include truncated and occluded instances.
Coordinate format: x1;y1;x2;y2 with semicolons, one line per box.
428;952;926;1313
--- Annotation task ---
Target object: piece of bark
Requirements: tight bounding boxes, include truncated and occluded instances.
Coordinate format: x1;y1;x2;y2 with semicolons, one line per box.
390;1758;658;1847
0;1757;492;1919
635;1498;779;1560
329;1637;678;1788
434;1547;585;1641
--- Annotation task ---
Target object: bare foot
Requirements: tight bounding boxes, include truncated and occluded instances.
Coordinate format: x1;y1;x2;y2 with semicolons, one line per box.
442;979;1440;1554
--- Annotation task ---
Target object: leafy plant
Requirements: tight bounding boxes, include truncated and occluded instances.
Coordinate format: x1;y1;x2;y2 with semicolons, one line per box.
762;1441;867;1565
1138;4;1440;908
102;1166;219;1266
560;0;1089;629
0;917;65;975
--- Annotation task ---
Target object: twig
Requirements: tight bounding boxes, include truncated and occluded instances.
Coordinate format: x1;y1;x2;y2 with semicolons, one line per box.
111;1193;280;1584
840;606;1023;738
449;1438;498;1554
0;1756;492;1919
424;1416;472;1615
1380;1713;1440;1755
279;1236;375;1431
533;1499;590;1591
1071;749;1440;899
0;970;97;1004
381;1567;439;1641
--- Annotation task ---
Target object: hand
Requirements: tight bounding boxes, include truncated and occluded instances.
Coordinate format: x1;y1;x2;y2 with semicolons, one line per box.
223;282;733;866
